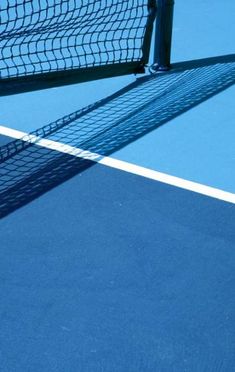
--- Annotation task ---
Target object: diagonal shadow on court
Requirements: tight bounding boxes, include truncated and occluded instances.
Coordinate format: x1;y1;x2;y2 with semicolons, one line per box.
0;54;235;219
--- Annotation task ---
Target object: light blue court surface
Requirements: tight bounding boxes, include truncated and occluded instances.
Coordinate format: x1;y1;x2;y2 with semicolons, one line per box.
0;1;235;371
1;0;235;192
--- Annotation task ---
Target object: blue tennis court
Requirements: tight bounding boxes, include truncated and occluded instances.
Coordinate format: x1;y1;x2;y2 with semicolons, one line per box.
0;1;235;371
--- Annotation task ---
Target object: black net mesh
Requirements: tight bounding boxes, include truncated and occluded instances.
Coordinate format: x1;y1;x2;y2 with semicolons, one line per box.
0;0;156;80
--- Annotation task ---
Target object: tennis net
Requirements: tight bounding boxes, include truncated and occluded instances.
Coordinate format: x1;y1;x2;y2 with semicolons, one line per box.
0;0;156;92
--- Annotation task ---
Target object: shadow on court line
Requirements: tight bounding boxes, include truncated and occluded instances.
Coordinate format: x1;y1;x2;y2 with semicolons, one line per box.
0;54;235;219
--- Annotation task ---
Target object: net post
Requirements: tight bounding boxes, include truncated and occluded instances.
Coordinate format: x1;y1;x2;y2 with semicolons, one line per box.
152;0;174;72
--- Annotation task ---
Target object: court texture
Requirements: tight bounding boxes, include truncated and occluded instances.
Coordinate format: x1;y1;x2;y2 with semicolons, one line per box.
0;1;235;371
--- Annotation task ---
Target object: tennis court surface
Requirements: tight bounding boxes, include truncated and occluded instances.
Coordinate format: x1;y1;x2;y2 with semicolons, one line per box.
0;1;235;371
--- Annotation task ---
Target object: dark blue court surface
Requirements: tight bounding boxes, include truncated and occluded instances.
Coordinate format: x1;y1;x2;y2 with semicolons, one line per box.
0;58;235;370
0;157;235;371
0;54;235;371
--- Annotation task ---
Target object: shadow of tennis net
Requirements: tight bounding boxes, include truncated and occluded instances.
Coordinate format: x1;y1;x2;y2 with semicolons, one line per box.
1;54;235;218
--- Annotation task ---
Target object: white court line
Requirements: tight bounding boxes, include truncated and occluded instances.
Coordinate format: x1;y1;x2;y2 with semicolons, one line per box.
0;125;235;204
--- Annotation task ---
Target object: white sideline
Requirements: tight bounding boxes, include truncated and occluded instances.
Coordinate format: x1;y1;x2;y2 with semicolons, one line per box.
0;125;235;204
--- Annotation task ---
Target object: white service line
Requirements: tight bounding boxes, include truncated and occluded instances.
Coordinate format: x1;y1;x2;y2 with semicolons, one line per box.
1;125;235;204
